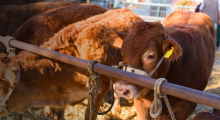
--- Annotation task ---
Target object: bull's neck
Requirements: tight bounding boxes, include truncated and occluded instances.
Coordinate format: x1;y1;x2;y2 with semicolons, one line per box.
17;51;77;86
17;43;123;86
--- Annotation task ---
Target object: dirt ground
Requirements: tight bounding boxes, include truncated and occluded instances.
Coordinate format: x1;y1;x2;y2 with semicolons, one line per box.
2;51;220;120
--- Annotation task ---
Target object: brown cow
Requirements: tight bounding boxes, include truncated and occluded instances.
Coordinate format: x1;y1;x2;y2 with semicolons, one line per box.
105;11;215;120
0;1;78;36
7;4;107;119
0;8;142;120
12;3;107;118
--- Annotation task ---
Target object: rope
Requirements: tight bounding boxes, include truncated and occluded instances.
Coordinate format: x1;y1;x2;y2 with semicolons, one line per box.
0;89;14;113
150;78;176;120
148;57;164;77
87;60;114;120
3;36;16;58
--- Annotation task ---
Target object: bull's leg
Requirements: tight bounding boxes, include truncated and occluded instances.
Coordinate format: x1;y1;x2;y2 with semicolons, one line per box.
44;106;54;119
111;83;120;115
85;80;110;120
54;107;66;120
134;97;152;120
113;83;120;107
44;106;65;120
43;97;86;119
158;114;180;120
111;92;120;115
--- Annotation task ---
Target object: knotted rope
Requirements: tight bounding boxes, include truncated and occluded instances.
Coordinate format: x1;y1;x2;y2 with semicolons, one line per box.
87;60;114;120
0;36;17;114
0;88;14;113
150;78;176;120
2;36;33;116
3;36;16;58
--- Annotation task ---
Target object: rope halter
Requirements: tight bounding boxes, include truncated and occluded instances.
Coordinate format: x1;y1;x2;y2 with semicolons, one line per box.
122;56;164;78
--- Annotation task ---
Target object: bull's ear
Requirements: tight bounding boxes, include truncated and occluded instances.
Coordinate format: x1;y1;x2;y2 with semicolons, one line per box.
4;59;20;88
162;38;182;60
104;31;128;48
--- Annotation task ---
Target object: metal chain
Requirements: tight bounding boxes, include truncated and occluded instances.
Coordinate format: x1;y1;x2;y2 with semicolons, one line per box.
87;60;114;120
150;78;176;120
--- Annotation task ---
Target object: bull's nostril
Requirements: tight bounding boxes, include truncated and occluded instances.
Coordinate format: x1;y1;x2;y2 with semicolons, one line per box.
123;90;130;96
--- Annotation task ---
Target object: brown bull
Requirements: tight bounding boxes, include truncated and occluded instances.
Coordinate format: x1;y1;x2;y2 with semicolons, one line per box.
0;1;78;36
2;4;107;119
0;8;142;120
105;11;215;120
11;4;107;119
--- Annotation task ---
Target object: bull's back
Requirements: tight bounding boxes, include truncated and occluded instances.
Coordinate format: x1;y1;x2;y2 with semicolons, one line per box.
163;12;215;37
12;4;106;51
0;1;78;36
164;12;215;39
42;8;142;68
163;11;190;26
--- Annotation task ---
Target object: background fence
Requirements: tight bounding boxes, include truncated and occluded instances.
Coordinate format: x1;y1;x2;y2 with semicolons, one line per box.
128;2;197;22
174;5;196;12
129;2;172;17
43;0;198;22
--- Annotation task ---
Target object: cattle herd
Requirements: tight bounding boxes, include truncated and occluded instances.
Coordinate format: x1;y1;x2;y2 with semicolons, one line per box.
0;0;220;120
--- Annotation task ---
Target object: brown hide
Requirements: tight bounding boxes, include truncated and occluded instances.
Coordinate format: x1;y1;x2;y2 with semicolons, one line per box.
9;4;106;119
214;108;220;116
117;11;215;120
0;0;41;6
163;11;216;82
13;4;107;50
0;8;143;120
0;1;78;36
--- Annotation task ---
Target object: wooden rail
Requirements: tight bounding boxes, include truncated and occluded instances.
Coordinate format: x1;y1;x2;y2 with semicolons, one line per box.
0;35;220;109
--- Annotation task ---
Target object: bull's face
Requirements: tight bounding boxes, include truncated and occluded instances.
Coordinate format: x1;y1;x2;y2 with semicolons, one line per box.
0;53;20;114
105;21;182;100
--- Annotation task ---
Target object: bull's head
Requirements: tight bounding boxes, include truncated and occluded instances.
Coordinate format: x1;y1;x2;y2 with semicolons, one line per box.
0;53;20;115
105;21;182;100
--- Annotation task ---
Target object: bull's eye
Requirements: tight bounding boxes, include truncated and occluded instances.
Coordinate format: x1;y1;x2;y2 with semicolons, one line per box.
143;52;157;62
148;55;155;59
